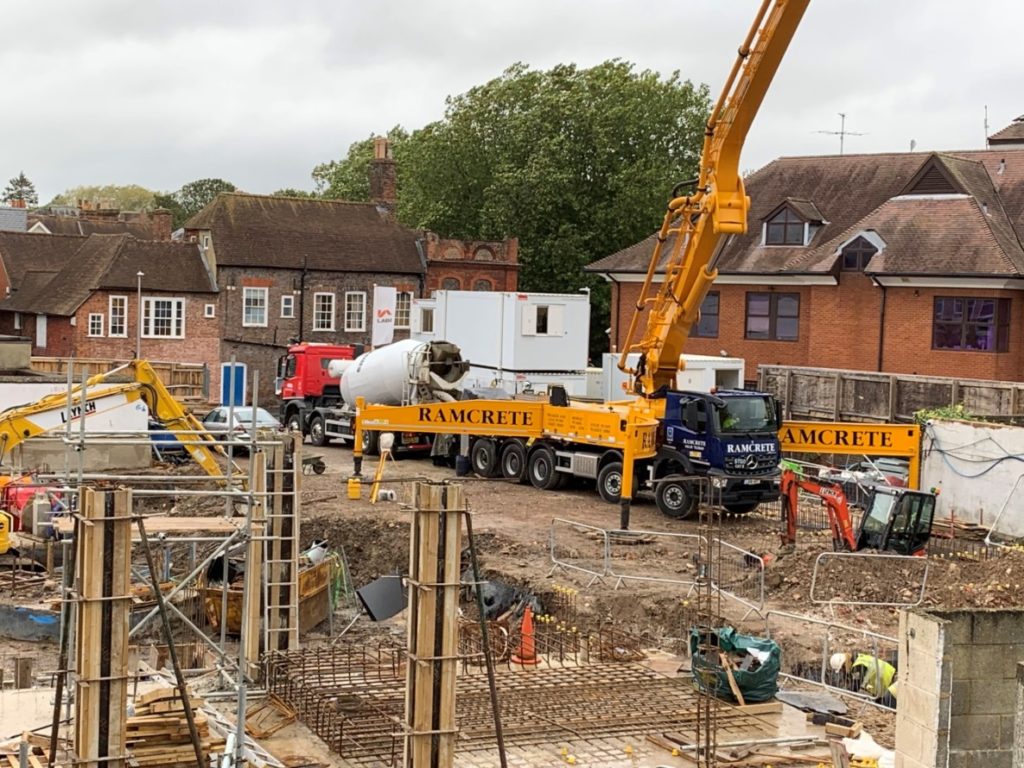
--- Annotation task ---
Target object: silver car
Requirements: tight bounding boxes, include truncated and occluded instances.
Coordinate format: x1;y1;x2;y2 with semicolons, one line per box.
202;406;282;451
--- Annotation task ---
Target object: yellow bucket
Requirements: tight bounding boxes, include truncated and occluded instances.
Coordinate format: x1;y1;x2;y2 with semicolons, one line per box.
346;477;361;500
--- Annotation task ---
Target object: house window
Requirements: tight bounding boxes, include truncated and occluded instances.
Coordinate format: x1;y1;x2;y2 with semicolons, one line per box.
933;297;1010;352
204;303;216;318
745;292;799;340
87;313;104;337
109;295;127;337
765;208;805;245
474;279;493;291
203;235;211;249
313;293;336;331
694;292;720;338
420;307;435;334
344;292;366;332
395;291;412;329
142;297;185;338
12;313;20;331
242;287;268;327
281;295;295;319
441;277;461;290
841;236;877;271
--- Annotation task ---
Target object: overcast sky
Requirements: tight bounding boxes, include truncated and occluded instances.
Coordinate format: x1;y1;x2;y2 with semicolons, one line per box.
4;1;1021;203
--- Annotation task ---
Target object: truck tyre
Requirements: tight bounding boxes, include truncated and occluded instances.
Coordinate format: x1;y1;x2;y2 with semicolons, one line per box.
309;415;331;447
500;441;528;484
656;474;699;520
286;413;304;440
596;461;626;505
361;429;380;456
724;501;759;515
470;439;500;478
527;445;561;491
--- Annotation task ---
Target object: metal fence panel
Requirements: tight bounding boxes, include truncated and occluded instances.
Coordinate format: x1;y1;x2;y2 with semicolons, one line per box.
548;518;608;586
605;529;705;590
810;551;928;607
711;539;765;612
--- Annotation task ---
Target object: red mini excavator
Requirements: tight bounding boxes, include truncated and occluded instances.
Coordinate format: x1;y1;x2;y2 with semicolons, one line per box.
780;468;936;556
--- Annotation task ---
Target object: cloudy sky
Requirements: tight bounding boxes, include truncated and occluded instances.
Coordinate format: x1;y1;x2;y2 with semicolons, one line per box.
4;1;1021;203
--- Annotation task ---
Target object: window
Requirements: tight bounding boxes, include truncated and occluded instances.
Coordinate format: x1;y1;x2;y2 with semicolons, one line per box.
694;292;720;338
765;208;805;245
12;313;20;331
281;295;295;319
204;303;216;318
109;295;127;337
523;304;564;336
395;291;412;329
313;293;336;331
841;236;877;271
441;277;461;290
745;292;800;340
474;279;493;291
142;297;185;338
344;292;365;332
87;313;104;337
242;287;268;327
536;306;549;334
203;235;211;249
933;297;1010;352
420;307;435;334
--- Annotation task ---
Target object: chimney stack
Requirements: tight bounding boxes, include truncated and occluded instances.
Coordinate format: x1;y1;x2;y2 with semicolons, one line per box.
150;208;173;240
369;137;397;213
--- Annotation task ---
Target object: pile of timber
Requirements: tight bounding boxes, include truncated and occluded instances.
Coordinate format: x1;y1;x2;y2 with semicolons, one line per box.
930;517;990;541
127;687;224;768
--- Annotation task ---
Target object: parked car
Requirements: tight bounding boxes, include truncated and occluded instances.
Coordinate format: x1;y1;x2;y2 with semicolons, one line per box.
201;407;282;452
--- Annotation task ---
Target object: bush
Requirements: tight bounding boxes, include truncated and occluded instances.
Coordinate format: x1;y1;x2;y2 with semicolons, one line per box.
913;404;980;424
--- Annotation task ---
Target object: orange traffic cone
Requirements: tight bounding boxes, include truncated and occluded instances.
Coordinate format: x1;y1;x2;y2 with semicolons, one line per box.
511;605;540;666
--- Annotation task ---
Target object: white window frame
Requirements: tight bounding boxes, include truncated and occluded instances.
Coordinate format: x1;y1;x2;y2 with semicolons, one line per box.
395;291;413;329
344;291;366;332
242;287;268;327
142;297;185;339
109;295;128;337
420;307;435;334
281;294;295;319
87;313;104;337
204;303;216;319
313;292;336;332
12;312;20;331
203;235;211;249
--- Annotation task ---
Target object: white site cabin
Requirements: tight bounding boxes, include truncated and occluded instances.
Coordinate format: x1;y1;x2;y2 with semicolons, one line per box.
411;290;591;396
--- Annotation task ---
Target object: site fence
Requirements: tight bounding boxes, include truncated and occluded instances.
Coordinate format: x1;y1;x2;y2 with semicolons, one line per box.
31;356;209;402
810;551;929;607
764;610;898;711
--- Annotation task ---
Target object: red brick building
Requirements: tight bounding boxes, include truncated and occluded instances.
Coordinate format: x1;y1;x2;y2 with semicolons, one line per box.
423;233;519;293
588;142;1024;385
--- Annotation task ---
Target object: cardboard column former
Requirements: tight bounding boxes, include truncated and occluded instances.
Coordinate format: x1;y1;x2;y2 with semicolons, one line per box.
403;482;464;768
74;488;132;768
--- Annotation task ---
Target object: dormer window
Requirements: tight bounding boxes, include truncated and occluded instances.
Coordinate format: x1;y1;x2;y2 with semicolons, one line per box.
765;207;806;245
841;236;877;271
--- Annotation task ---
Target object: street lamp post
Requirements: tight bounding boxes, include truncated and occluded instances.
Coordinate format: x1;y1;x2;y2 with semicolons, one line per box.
136;271;144;360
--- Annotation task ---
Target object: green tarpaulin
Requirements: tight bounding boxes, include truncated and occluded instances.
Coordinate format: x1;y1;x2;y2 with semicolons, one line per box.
689;626;781;703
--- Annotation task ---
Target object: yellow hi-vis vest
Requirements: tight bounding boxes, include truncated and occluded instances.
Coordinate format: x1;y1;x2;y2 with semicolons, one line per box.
853;653;896;698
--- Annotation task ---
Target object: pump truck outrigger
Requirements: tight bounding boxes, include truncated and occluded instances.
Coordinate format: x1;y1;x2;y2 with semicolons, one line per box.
351;0;808;526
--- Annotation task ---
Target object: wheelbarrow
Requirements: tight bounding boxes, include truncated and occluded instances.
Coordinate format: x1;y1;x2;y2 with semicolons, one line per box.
302;454;327;475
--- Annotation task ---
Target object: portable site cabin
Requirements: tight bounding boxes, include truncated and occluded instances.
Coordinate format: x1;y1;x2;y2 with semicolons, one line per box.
411;291;591;396
596;352;746;402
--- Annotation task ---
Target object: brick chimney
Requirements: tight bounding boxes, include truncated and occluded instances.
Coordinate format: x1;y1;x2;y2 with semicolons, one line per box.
369;137;397;212
8;199;26;209
150;208;173;240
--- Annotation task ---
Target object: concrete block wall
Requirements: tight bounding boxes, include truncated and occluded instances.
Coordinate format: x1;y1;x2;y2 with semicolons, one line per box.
896;608;1024;768
1016;663;1024;768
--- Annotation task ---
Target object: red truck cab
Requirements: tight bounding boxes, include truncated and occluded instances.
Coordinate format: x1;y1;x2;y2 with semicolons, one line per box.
277;343;359;437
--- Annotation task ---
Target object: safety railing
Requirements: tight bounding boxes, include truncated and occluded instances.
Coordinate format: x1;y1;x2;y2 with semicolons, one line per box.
606;529;705;591
710;539;765;614
548;518;609;587
764;610;899;711
810;551;929;607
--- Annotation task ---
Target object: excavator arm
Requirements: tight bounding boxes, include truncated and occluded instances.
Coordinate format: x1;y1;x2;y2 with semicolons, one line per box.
618;0;810;396
780;468;858;552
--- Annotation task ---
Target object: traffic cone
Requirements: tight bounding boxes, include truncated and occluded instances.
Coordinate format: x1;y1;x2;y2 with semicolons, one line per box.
511;605;540;666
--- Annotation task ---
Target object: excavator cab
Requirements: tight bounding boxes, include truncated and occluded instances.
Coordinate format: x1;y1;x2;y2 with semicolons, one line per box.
856;486;936;556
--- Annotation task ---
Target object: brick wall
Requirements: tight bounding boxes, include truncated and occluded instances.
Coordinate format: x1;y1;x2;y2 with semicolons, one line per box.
0;312;74;356
424;235;519;292
897;608;1024;768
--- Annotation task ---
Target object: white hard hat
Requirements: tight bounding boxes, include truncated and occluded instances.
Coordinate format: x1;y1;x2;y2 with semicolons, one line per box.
829;652;850;672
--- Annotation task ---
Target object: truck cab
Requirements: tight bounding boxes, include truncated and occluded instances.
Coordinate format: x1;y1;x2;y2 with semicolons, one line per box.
277;343;358;435
654;389;781;516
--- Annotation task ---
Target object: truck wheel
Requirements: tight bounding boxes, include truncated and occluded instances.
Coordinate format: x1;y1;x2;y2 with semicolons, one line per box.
309;415;331;447
500;441;528;484
470;439;500;478
286;413;304;441
724;501;759;515
527;445;561;491
656;474;699;520
361;430;380;456
596;461;625;505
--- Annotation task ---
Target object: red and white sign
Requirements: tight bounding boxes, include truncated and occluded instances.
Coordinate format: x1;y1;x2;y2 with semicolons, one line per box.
372;286;397;347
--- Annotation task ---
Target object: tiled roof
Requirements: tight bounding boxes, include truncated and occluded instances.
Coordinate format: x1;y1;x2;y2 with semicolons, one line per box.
184;192;424;274
0;231;86;289
587;149;1024;279
989;116;1024;145
29;214;153;239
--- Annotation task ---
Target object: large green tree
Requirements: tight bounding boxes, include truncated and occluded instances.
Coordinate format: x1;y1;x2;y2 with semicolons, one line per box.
392;61;711;358
3;172;38;206
313;127;408;201
177;178;237;222
50;184;155;211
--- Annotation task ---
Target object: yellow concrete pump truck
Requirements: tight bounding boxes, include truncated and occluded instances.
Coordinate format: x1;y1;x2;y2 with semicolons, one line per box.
353;0;810;528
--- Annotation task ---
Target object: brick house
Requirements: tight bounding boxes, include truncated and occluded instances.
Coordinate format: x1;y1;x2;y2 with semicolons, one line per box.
588;141;1024;385
0;231;219;386
423;233;519;293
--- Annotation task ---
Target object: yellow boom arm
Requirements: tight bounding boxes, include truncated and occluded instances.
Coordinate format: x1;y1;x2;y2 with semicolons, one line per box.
618;0;810;396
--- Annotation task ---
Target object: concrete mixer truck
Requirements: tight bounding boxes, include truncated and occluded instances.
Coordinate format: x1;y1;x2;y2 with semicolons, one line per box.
276;338;469;452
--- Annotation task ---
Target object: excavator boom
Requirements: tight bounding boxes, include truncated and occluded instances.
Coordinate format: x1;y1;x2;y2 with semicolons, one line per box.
618;0;811;395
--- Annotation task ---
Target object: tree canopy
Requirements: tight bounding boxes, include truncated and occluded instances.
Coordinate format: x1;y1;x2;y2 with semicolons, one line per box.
177;178;237;222
50;184;156;211
3;172;38;206
272;188;319;199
